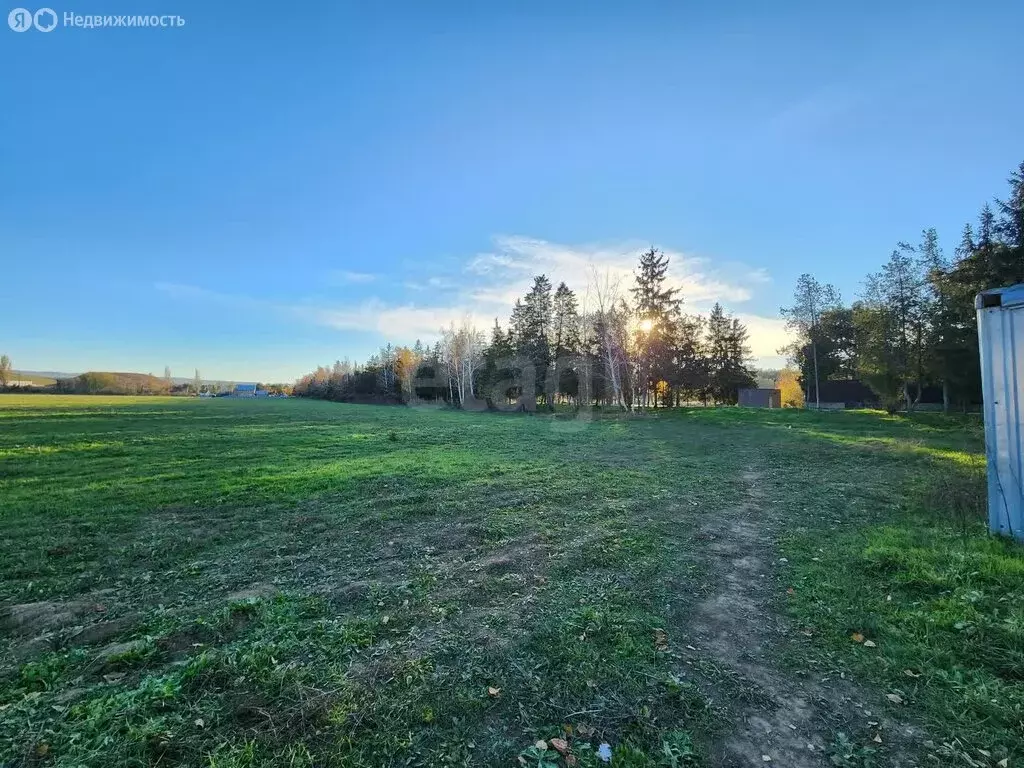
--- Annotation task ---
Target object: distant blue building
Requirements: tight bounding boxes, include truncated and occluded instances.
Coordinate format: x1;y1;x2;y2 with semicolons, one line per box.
232;383;257;398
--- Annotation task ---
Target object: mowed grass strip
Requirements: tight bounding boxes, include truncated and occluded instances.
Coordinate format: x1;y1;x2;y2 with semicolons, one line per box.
0;395;1020;767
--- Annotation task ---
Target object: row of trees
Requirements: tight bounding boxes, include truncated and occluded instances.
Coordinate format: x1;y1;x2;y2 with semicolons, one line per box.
295;249;758;409
0;355;12;387
56;371;174;395
783;160;1024;412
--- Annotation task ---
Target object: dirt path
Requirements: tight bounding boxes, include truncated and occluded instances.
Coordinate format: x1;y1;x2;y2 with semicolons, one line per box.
678;468;920;767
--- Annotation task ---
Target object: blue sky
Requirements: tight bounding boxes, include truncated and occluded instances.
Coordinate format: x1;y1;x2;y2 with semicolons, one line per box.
2;1;1021;382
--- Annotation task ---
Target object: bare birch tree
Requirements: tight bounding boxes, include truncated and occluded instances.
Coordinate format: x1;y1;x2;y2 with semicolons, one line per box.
590;267;628;409
439;320;485;407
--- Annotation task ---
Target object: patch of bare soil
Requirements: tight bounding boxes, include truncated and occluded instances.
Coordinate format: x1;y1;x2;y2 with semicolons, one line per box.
683;469;921;768
443;533;552;648
225;583;280;602
0;600;97;637
65;614;141;647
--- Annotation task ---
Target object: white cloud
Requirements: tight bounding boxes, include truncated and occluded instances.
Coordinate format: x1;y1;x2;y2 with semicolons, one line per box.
734;313;792;363
305;302;494;341
405;276;459;292
469;286;524;307
157;236;792;366
466;252;531;275
470;235;757;309
746;267;772;284
330;270;377;284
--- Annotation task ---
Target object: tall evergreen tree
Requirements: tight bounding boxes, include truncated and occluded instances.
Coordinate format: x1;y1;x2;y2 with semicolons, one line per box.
480;319;518;406
631;248;681;407
673;313;706;404
705;303;755;404
995;161;1024;281
515;275;554;407
551;282;581;402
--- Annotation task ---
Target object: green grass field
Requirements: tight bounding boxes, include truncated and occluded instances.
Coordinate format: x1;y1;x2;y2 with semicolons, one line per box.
1;395;1021;767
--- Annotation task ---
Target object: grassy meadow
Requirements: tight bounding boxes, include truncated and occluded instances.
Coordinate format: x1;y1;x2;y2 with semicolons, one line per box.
0;395;1021;767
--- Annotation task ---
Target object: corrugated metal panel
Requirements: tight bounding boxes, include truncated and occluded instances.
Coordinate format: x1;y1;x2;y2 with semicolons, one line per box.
976;284;1024;541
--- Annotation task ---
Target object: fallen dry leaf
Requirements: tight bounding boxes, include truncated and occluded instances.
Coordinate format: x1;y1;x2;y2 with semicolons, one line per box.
487;686;501;697
565;756;578;767
576;724;595;738
997;759;1008;767
904;669;921;678
654;628;669;652
873;734;882;743
102;672;125;683
863;640;877;648
786;587;795;595
886;693;905;705
194;718;205;728
851;632;865;644
550;738;569;754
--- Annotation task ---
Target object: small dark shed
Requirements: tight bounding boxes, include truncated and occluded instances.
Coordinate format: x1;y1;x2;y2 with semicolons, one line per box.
808;380;880;408
738;388;782;408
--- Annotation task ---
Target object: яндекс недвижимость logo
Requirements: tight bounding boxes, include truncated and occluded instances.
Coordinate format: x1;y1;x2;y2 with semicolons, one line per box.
7;8;184;30
8;7;56;31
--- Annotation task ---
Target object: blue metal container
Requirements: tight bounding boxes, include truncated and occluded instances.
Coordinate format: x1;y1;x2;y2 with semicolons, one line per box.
976;284;1024;541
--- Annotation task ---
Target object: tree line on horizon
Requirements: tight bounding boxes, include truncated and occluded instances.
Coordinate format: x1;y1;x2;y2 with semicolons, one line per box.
0;359;295;396
294;248;758;410
782;159;1024;412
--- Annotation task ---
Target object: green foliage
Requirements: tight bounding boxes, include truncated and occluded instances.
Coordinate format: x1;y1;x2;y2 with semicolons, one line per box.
704;302;756;404
785;158;1024;411
57;371;172;395
828;732;877;767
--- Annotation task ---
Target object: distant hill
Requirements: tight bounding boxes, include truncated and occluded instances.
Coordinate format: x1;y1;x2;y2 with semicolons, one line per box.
9;371;60;386
7;369;261;392
15;370;77;382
